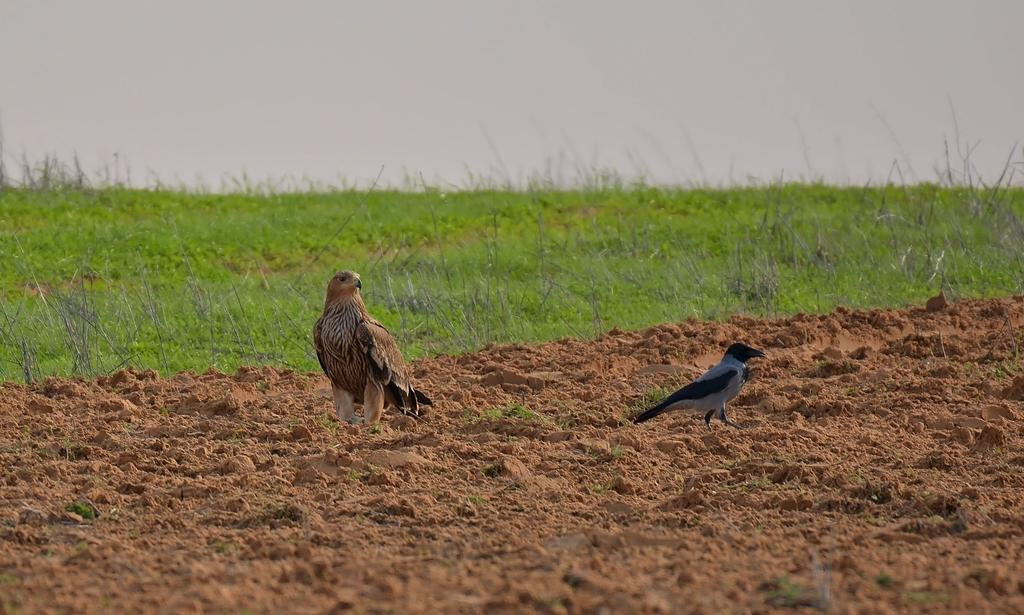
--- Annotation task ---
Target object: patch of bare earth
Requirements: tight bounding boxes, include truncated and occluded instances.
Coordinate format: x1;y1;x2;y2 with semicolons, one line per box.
2;297;1024;613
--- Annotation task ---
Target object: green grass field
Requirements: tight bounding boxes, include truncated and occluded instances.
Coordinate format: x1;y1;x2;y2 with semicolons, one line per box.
2;183;1023;381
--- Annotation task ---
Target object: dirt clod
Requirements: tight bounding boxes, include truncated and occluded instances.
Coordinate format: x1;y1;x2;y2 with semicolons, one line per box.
926;292;950;312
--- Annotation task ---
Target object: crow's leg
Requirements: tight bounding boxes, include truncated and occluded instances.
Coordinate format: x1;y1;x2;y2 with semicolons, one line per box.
703;409;715;431
718;404;743;429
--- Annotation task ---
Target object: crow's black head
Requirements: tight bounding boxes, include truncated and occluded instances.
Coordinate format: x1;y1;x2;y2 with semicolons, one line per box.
724;342;766;363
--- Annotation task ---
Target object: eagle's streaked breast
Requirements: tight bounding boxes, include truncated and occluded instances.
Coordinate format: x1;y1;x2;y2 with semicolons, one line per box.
314;300;372;402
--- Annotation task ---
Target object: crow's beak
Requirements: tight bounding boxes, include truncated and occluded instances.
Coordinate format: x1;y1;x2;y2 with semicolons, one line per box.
355;279;362;289
750;348;766;359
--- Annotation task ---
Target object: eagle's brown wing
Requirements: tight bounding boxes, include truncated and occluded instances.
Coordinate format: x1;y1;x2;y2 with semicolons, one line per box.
355;318;431;417
313;318;340;382
313;326;330;377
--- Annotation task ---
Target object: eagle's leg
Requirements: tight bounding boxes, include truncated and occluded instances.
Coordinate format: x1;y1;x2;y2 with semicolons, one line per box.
703;409;715;431
718;405;742;429
332;386;360;425
363;382;385;425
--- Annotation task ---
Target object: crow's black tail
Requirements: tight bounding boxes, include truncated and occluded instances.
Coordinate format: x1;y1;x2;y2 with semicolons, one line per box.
633;402;672;424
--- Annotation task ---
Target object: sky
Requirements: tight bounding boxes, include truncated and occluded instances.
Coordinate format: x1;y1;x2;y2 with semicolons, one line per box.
1;0;1022;188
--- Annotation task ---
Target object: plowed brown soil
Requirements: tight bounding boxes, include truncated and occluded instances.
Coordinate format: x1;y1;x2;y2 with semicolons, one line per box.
3;297;1024;614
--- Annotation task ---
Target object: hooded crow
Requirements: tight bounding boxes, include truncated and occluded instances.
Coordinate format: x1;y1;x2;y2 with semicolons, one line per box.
633;342;766;430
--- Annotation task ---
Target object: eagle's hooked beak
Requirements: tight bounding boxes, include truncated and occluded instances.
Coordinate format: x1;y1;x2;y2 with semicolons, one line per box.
355;279;362;290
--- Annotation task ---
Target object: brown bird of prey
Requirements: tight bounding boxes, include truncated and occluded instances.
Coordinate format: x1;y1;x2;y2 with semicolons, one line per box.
313;271;431;424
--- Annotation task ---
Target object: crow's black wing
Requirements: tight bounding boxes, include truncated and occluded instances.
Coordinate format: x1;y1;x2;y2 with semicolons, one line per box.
633;369;737;423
